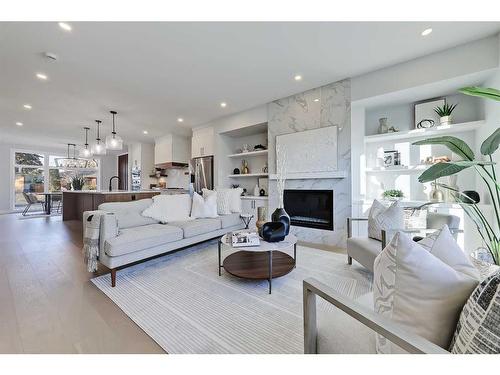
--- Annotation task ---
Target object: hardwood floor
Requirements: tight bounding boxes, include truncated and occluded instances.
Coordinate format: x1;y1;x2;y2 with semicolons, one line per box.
0;213;164;353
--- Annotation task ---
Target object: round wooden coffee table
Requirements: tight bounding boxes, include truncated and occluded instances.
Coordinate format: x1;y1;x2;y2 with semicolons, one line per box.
218;233;297;294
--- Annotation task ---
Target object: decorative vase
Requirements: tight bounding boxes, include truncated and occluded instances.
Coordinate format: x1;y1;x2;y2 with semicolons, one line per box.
271;207;290;235
378;117;389;134
440;116;451;126
242;160;249;174
470;248;500;280
261;222;286;242
253;184;260;197
256;206;267;234
429;181;444;202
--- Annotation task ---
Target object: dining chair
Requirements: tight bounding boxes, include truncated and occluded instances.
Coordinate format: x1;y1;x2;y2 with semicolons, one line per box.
22;192;45;216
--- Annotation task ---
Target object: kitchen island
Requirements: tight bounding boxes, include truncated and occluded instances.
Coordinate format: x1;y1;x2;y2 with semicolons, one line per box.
62;190;161;221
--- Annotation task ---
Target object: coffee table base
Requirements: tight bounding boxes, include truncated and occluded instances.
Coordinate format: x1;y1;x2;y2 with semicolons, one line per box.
221;250;295;294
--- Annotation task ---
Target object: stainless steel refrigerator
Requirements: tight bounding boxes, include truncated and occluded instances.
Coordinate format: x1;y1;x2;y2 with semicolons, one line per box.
191;156;214;193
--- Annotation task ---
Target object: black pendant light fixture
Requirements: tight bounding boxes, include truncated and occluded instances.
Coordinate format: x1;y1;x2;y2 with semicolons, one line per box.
79;126;92;157
92;120;106;155
106;110;123;150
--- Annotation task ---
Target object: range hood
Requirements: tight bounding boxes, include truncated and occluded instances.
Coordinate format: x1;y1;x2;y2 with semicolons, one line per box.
155;161;189;169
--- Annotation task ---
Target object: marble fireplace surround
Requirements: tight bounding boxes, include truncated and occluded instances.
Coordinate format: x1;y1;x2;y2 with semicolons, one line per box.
267;79;351;248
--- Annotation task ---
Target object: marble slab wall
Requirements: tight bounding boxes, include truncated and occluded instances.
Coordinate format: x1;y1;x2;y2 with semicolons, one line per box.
267;79;351;248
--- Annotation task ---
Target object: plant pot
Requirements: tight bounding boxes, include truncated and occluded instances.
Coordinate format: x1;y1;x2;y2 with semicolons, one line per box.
271;207;290;236
470;248;500;280
439;116;451;126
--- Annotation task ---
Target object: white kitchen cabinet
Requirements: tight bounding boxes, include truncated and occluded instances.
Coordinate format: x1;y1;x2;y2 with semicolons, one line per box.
155;134;190;164
191;127;214;158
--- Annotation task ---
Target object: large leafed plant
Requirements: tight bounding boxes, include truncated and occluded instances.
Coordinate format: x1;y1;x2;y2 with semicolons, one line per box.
413;87;500;265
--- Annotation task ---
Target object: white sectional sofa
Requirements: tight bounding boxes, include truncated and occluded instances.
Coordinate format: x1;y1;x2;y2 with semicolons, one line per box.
85;197;244;286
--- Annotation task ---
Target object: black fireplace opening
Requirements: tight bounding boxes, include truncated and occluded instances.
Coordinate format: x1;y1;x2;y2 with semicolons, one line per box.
283;189;334;231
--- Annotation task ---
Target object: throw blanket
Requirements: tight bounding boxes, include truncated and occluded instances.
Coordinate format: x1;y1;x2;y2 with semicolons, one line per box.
82;210;109;272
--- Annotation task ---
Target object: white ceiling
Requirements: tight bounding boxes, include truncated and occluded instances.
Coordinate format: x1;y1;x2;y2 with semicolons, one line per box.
1;22;499;148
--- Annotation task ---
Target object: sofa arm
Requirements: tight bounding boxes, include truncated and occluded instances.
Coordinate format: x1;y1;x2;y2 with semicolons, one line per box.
100;213;119;243
303;278;448;354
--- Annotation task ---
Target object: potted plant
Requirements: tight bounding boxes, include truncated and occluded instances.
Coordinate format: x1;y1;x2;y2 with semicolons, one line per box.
71;175;85;191
382;189;404;201
413;86;500;269
433;103;457;126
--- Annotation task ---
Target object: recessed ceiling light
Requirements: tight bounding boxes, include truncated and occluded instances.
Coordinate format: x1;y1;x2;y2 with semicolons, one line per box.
16;122;23;126
220;102;227;108
177;118;184;123
36;73;48;80
313;98;320;102
143;130;148;135
58;22;72;31
421;28;433;36
23;104;32;110
294;75;302;81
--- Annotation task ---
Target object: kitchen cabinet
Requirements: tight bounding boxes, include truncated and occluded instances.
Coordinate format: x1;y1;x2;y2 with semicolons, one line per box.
241;196;268;228
155;134;190;165
191;127;214;158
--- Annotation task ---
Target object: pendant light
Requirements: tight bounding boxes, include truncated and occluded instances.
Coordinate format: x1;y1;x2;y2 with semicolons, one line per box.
56;143;87;168
105;110;123;150
92;120;106;155
79;126;92;157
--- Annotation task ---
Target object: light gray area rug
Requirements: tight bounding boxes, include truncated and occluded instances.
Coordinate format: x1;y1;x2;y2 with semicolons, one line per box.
92;240;372;354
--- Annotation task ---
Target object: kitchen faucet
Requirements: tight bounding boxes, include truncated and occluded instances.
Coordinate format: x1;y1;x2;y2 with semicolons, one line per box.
109;175;121;191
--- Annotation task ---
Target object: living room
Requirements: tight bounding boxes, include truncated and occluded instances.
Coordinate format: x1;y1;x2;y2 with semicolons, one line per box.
2;1;500;373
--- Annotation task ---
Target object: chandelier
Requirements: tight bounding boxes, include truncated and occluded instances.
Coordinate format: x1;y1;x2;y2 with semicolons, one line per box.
55;144;91;168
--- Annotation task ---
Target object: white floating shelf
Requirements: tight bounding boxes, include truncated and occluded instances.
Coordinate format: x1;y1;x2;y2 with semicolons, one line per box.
227;150;268;158
364;120;484;143
269;171;347;180
241;195;269;200
365;165;429;173
228;173;269;178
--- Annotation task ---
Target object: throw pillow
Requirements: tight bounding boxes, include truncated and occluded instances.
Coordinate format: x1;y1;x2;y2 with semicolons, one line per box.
191;192;218;219
373;226;480;353
141;194;193;223
450;270;500;354
229;187;243;213
368;199;404;241
203;188;232;215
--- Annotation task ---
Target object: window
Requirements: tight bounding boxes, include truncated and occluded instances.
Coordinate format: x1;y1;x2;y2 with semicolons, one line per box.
12;150;101;209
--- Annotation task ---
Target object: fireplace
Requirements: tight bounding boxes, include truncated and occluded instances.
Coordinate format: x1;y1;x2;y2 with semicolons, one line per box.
283;189;333;231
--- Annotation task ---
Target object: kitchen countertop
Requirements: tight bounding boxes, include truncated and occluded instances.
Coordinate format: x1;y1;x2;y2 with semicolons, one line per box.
63;189;188;194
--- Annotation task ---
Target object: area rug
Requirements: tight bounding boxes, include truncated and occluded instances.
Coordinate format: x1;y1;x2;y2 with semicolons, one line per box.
92;240;372;354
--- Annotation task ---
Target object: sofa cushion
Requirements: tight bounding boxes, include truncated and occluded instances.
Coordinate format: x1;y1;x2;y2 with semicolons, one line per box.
170;218;221;238
316;292;376;354
142;194;193;223
219;213;242;229
373;227;479;354
346;237;382;272
104;224;183;257
98;199;158;229
368;199;404;241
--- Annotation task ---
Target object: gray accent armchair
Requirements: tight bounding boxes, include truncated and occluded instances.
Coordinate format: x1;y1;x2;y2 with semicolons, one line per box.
346;212;460;272
303;278;449;354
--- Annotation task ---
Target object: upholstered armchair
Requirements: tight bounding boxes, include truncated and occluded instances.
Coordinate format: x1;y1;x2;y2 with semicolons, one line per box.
303;278;448;354
346;212;460;272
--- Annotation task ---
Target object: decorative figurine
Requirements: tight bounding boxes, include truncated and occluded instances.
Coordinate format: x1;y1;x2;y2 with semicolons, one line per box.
242;160;249;174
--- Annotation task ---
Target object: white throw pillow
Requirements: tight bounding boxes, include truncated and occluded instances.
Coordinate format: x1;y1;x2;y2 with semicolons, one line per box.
141;194;193;223
229;187;243;213
190;192;218;219
368;199;404;241
203;188;232;215
373;226;480;354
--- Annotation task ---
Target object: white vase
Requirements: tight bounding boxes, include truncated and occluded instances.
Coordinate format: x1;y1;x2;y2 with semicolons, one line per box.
440;116;451;126
253;184;260;197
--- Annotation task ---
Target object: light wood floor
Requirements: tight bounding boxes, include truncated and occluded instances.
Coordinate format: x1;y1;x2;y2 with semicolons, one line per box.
0;213;163;353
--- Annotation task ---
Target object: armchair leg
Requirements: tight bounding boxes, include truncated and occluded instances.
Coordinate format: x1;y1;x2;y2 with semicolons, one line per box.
347;255;352;265
111;269;116;287
303;280;318;354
